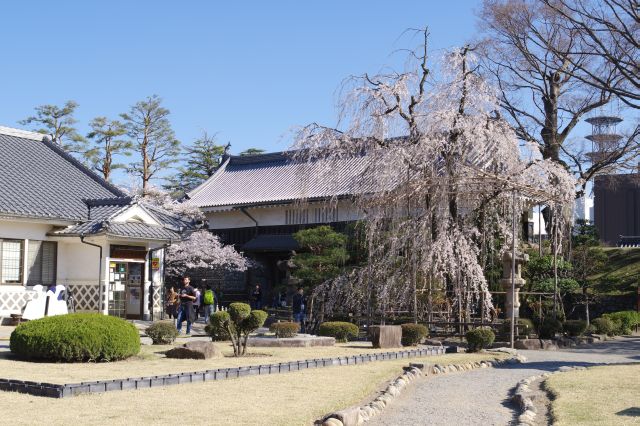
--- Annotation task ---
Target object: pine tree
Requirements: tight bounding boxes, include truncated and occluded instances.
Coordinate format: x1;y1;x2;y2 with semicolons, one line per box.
19;100;87;153
121;95;180;195
84;117;132;181
164;132;224;197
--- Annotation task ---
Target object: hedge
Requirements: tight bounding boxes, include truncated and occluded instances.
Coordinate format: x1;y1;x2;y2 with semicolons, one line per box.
401;323;428;346
269;322;300;338
10;313;140;362
603;311;640;335
318;321;359;343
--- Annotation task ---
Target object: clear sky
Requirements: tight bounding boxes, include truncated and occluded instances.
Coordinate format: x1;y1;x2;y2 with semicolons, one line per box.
1;0;482;181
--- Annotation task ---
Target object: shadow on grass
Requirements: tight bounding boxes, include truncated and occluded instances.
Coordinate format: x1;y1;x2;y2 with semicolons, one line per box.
617;407;640;417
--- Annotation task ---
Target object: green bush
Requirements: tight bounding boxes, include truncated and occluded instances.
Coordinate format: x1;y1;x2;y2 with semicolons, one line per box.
465;327;495;352
10;313;140;362
401;323;428;346
318;321;359;343
211;303;267;356
563;320;587;337
592;317;616;336
603;311;640;335
269;322;301;338
146;321;178;344
206;311;231;341
539;317;563;339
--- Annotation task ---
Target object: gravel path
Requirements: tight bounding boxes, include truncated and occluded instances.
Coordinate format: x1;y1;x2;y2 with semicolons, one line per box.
369;336;640;426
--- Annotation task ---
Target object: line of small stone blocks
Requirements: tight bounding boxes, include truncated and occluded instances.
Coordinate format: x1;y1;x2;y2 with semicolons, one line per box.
0;346;445;398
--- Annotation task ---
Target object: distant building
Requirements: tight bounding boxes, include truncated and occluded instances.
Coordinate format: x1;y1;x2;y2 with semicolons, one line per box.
529;211;547;239
0;126;188;322
593;173;640;246
574;196;594;224
185;151;365;302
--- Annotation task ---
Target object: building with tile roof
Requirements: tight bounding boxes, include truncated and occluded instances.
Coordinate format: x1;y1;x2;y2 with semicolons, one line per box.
0;126;189;321
185;151;364;303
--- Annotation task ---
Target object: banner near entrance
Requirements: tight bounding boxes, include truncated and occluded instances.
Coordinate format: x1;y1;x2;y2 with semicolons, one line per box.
151;258;160;270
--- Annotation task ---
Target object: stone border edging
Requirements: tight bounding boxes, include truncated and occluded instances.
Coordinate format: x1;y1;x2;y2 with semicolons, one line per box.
0;345;445;398
512;366;586;426
319;353;526;426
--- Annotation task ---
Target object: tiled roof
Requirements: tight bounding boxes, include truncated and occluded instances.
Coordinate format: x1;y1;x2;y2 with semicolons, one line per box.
0;127;125;221
53;199;192;242
186;152;370;208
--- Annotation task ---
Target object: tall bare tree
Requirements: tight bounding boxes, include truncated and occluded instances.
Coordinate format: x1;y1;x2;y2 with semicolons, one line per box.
541;0;639;109
85;117;132;181
478;0;640;198
121;95;180;195
19;100;87;153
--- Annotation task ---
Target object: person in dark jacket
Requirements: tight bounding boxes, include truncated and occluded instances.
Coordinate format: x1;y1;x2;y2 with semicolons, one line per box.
176;277;196;335
292;287;305;332
251;284;263;310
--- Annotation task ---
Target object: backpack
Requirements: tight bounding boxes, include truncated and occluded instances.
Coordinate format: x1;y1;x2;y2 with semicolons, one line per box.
203;289;214;305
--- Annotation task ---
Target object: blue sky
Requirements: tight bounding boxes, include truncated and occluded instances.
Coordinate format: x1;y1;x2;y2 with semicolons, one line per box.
1;0;482;185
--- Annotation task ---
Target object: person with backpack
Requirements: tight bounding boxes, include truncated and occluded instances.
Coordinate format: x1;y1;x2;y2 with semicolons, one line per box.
203;286;215;323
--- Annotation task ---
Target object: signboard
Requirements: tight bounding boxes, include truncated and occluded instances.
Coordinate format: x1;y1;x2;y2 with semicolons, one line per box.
151;258;160;270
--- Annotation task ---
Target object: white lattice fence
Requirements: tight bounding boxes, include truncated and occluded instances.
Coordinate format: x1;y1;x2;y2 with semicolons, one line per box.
0;289;34;315
66;284;100;312
152;288;162;310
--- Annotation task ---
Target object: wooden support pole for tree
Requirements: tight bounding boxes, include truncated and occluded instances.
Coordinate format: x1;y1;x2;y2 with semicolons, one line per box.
510;190;517;349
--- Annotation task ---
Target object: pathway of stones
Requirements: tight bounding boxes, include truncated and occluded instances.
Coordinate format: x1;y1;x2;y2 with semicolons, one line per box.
368;336;640;426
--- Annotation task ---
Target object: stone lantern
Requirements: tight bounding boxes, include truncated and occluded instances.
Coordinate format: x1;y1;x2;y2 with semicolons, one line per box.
499;251;529;320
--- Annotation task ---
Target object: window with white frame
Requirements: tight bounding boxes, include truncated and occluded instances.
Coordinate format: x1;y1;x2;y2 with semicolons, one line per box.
0;239;24;284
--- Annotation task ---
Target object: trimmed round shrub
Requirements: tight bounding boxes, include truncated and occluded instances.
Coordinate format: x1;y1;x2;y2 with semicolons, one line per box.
229;302;251;323
146;321;178;344
563;320;587;337
10;313;140;362
401;323;428;346
318;321;359;343
592;317;616;336
539;317;563;339
206;311;231;341
243;310;268;332
465;327;495;352
270;321;300;338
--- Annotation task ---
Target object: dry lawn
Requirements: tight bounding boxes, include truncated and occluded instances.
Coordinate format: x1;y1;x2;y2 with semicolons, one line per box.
0;353;501;426
546;364;640;426
0;341;455;384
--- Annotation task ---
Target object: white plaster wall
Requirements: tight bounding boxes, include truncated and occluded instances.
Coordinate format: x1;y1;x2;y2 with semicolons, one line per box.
0;221;53;240
112;205;160;225
206;200;362;229
56;238;107;283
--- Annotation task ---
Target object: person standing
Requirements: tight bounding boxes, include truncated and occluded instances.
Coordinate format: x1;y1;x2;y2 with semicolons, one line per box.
292;287;305;332
251;284;263;310
165;286;178;320
202;286;215;323
193;286;202;322
176;277;196;335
